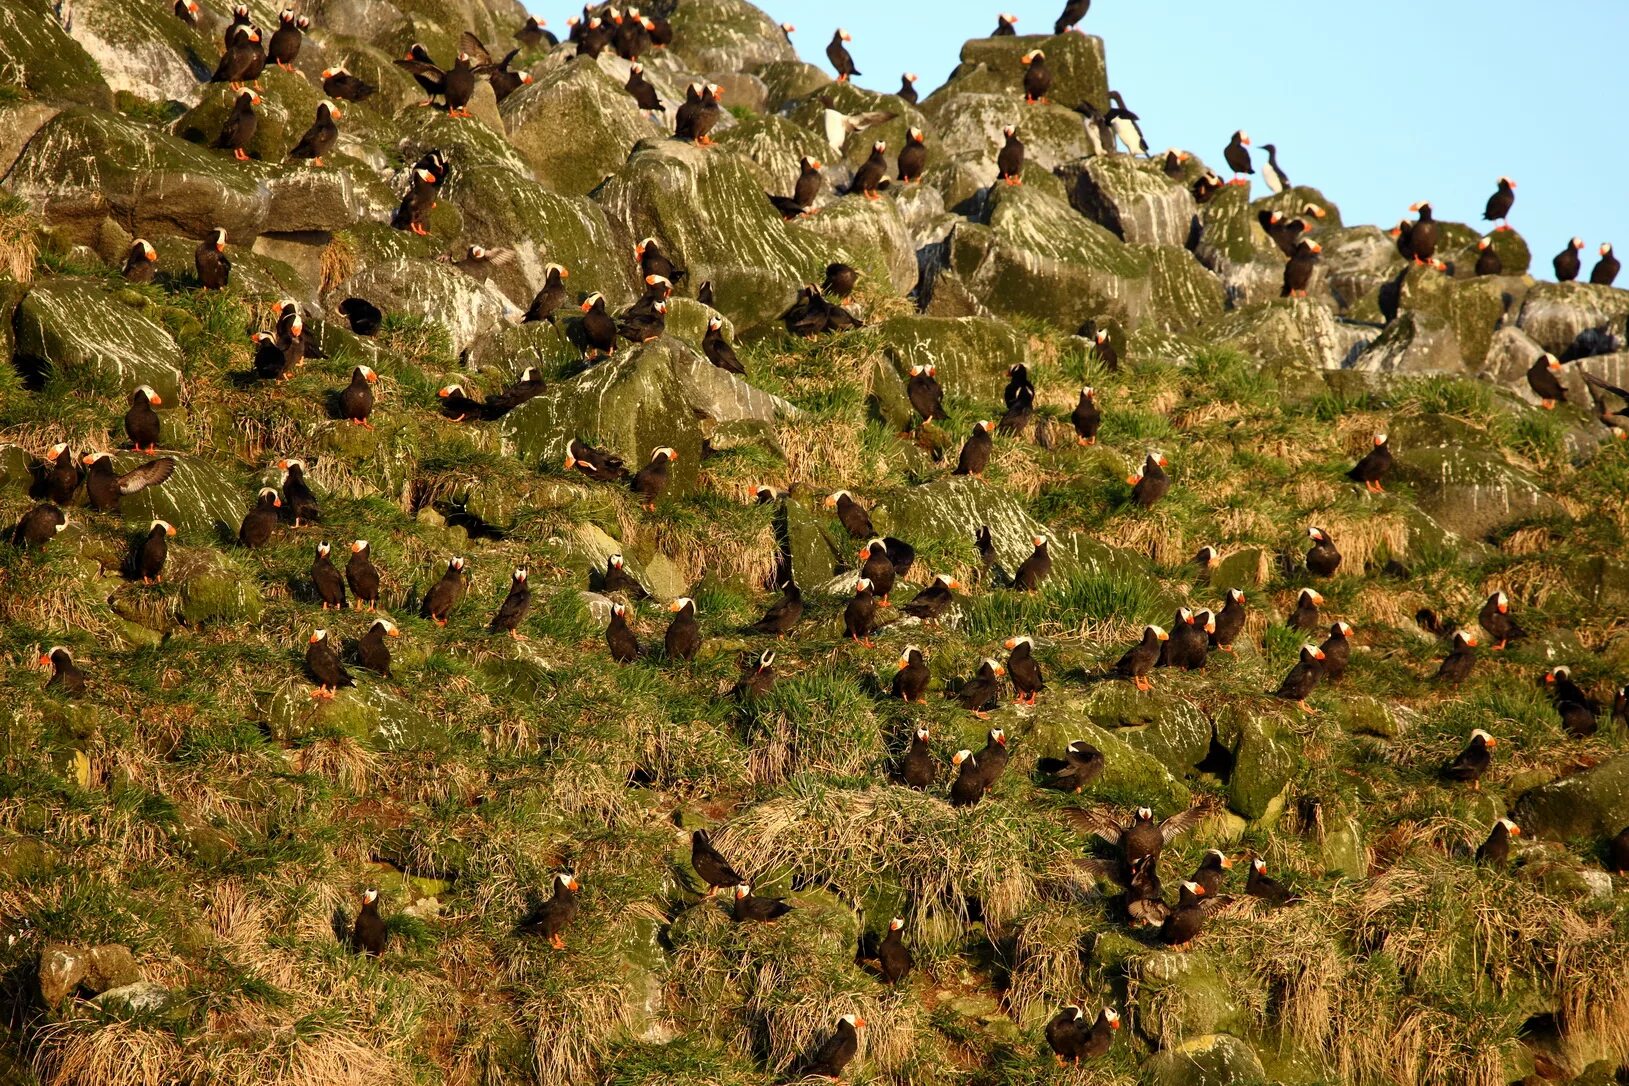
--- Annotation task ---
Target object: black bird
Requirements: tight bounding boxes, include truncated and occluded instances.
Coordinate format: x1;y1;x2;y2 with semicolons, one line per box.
1160;881;1208;946
1005;636;1044;704
1128;452;1169;507
394;163;439;236
997;383;1033;437
948;749;984;807
122;239;157;282
632;447;677;511
1114;626;1167;691
767;155;823;219
1608;826;1629;875
1591;243;1620;286
897;72;919;103
1021;49;1051;103
993;11;1019;35
489;48;532;103
322;66;376;101
748;581;803;637
1288;588;1323;631
277;458;319;526
617;299;668;344
900;724;934;785
345;540;380;610
338;365;377;428
515;14;552;48
481;368;546;420
211;24;263;88
338;297;383;336
906;364;946;427
37;646;86;697
606;602;640;662
626;62;664;112
893;649;931;706
1407;202;1439;264
1544;667;1599;737
1347;433;1391;492
1306;526;1342;576
1259;210;1311;258
823;262;860;297
1071;386;1101;445
1190;849;1233;896
1553;236;1584;282
1037;740;1104;793
311;542;346;608
1319;620;1353;683
1223;130;1253;184
1525;353;1567;409
173;0;198;26
305;629;353;698
1476;819;1519;866
195;227;231;288
826;28;858;81
41;444;82;504
955;659;1005;717
421;556;467;626
1088;326;1119;371
902;574;959;622
395;42;447;105
1002;362;1035;410
517;872;580;949
288;100;342;167
897;127;926;183
843;578;878;646
491;567;532;638
953;420;995;476
997;125;1024;185
1441;729;1496;790
266;8;307;69
1483;176;1516;230
134;524;173;578
802;1015;864;1079
523;264;571;323
438;35;500;118
83;453;174;513
878;918;912;982
1244;858;1297;905
13;502;68;549
601;553;647;600
239;488;281;547
1211;588;1248;652
664;596;700;661
691;830;743;895
578;293;617;357
358;619;397;677
1192;170;1225;203
351;890;386;955
213;88;261;161
848;140;890;200
1160;607;1211;671
974;525;995;577
1282;238;1322;298
1054;0;1090;34
636;237;686;283
1274;643;1326;711
564;439;627;483
735;648;777;700
732;883;792;922
1474;236;1503;277
1582;371;1629;433
701;316;744;374
1478;591;1524;650
1436;630;1478;686
823;490;874;538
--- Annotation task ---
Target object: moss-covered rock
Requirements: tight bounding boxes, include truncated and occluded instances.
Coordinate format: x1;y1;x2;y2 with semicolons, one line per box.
1390;414;1559;540
1205;299;1369;373
667;0;796;73
1318;225;1405;319
789;194;917;295
330;244;516;354
1132;951;1250;1046
1513;754;1629;842
1074;682;1210;777
1352;310;1465;375
871;313;1026;408
0;0;112;107
64;0;214;105
713;113;831;195
1059;153;1196;248
942;31;1108;114
14;280;185;399
1216;707;1299;821
502;56;663;196
1515;282;1629;357
1396;265;1526;367
872;475;1046;570
1144;1033;1267;1086
1027;715;1191;812
265;675;446;750
177;550;265;625
918;92;1091;175
753;59;830;112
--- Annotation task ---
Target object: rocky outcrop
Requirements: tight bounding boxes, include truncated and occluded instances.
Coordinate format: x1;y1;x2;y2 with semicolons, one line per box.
502;57;665;196
942;31;1108;114
1060;154;1196;248
1514;755;1629;842
14;281;185;399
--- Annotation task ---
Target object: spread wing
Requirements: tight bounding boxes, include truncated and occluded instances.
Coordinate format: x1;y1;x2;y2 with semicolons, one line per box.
1063;806;1126;845
1582;370;1629;403
394;59;445;79
481;247;516;267
1159;801;1212;844
117;457;176;495
458;30;493;67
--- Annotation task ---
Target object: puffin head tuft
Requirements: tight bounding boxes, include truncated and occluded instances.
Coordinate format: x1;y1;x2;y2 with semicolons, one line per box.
1300;588;1324;605
1306;643;1326;660
951;749;974;767
1470;728;1496;747
579;291;605;312
362;888;378;904
983;658;1005;677
888;917;904;931
733;883;751;899
1603;243;1614;256
668;596;693;613
854;577;873;594
757;648;775;669
514;567;528;582
1497;818;1520;835
1454;630;1476;648
1183;880;1206;896
1135;806;1153;821
1002;124;1016;138
651;446;677;462
841;1013;866;1029
309;629;328;644
1149;625;1169;642
373;619;399;637
557;871;580;892
1571;237;1585;250
1336;620;1353;636
780;21;794;32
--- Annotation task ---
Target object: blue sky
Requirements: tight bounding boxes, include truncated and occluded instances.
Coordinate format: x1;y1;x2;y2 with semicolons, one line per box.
548;2;1628;278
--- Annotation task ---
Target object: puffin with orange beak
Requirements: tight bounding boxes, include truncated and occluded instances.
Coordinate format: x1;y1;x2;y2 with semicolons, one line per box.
848;140;890;200
437;385;483;422
563;438;626;482
1005;636;1044;704
901;726;935;791
1160;880;1208;947
304;629;353;699
953;419;996;477
1477;590;1524;650
803;1014;866;1080
322;66;376;101
664;596;700;661
421;556;467;626
346;540;380;610
578;292;617;357
1282;237;1322;297
1347;433;1392;492
1305;526;1342;576
997;125;1024;184
1223;130;1252;185
1288;587;1324;631
358;619;399;677
1127;451;1169;507
122;239;158;282
239;488;281;548
1525;352;1567;409
490;568;532;639
38;646;86;698
1435;630;1477;686
631;446;676;511
897;128;926;183
340;366;378;428
1441;729;1496;789
1483;176;1516;231
893;650;931;706
213;88;262;161
1476;818;1520;866
1553;235;1585;282
843;577;878;646
13;503;67;549
902;573;959;622
858;538;897;605
1115;626;1167;691
196;228;230;288
518;872;581;950
1021;49;1051;103
1211;588;1247;652
955;659;1005;718
1274;643;1326;712
137;520;176;584
826;28;858;82
288;101;342;167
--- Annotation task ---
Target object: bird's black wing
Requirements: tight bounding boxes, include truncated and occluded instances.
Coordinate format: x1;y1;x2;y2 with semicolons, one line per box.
117;457;176;494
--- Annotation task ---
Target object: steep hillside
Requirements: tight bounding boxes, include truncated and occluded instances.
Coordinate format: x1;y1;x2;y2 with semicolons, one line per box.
2;2;1629;1085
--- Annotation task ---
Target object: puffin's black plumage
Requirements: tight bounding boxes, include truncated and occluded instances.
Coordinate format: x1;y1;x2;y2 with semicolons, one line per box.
343;540;379;609
690;830;742;894
1005;637;1044;704
266;8;307;69
857;539;896;603
802;1016;864;1080
948;750;984;807
843;578;878;646
900;724;934;784
631;447;676;511
1525;353;1567;408
1474;236;1503;277
1159;608;1210;671
578;293;617;356
902;574;958;621
305;629;353;696
517;873;580;949
1553;237;1584;282
338;365;377;427
600;554;647;600
955;660;1004;716
13;502;67;549
1306;526;1341;576
1160;881;1208;946
1022;49;1052;103
352;891;386;955
122;239;157;282
1071;386;1102;446
906;364;945;427
1591;243;1620;286
524;265;571;323
877;919;913;982
953;420;995;476
1223;130;1252;182
606;603;640;663
239;488;280;548
826;28;858;81
1114;626;1166;690
1288;588;1323;631
1483;177;1516;228
748;581;803;636
196;228;231;287
1036;740;1104;792
848;140;890;199
565;439;627;483
288;101;341;166
1441;730;1496;789
490;568;532;636
213;89;260;161
823;262;859;297
123;386;163;453
277;459;319;526
1210;589;1247;652
1347;434;1392;491
84;453;175;513
38;647;86;697
1282;238;1321;298
824;490;874;538
421;556;467;626
1245;858;1297;905
626;62;664;111
702;316;744;374
1054;0;1090;33
1476;819;1518;866
1435;631;1478;686
1128;452;1169;507
322;67;376;101
997;125;1024;184
897;127;926;182
732;884;792;922
311;542;346;608
893;651;931;706
664;597;701;661
1318;621;1352;683
358;619;397;676
1274;644;1325;709
1477;591;1524;649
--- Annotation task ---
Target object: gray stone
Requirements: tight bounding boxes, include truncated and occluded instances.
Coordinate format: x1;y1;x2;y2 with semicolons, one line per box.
791;194;918;295
1514;754;1629;842
1207;300;1370;372
14;281;185;400
64;0;214;105
1390;415;1560;540
1516;283;1629;357
1352;310;1466;375
667;0;796;73
94;981;173;1015
0;0;111;107
1144;1033;1267;1086
501;56;664;196
1060;154;1197;248
941;31;1108;116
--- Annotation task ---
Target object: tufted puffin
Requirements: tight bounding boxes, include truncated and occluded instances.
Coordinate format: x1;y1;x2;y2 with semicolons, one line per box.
824;262;860;297
887;128;927;185
1128;451;1169;507
1160;881;1208;947
358;618;398;676
767;155;823;219
1070;386;1102;445
902;574;959;622
489;48;532;103
1305;526;1341;576
843;578;878;646
1163;148;1191;177
905;364;945;428
239;488;281;547
1407;203;1439;264
339;540;378;610
632;447;677;511
305;629;353;698
848;140;890;200
663;597;701;661
212;24;263;88
735;649;777;700
352;890;386;955
878;918;913;982
1010;534;1051;591
13;503;67;549
617;298;667;343
894;650;931;706
948;750;984;807
1525;352;1567;409
122;239;158;282
691;830;744;895
1161;607;1211;671
1476;818;1519;866
1319;620;1353;682
826;29;858;82
1223;130;1252;185
566;439;627;482
953;420;995;477
1245;857;1298;905
1055;0;1090;33
37;646;85;697
514;14;551;48
120;386;162;453
337;366;377;428
395;43;446;106
1441;729;1495;789
266;8;307;69
490;568;531;638
606;602;640;662
1115;626;1168;691
897;71;919;103
1473;236;1503;277
1553;236;1584;282
174;0;199;26
1347;433;1391;492
1021;49;1051;104
626;62;663;112
518;872;580;949
441;36;500;118
196;228;230;288
1274;643;1325;711
520;264;570;324
997;125;1025;185
394;166;439;236
322;67;376;101
310;542;345;608
1046;1007;1089;1065
1287;588;1323;632
1282;238;1321;297
733;883;793;922
802;1014;864;1079
1192;170;1225;203
1591;243;1620;286
1259;210;1310;258
1435;630;1477;686
41;444;81;504
213;89;261;161
900;725;934;786
953;660;1004;718
421;556;467;626
1037;739;1104;792
1004;637;1044;704
1477;591;1524;649
1189;849;1233;897
288;101;341;167
997;383;1034;437
748;581;803;636
1609;826;1629;875
83;453;174;513
1483;177;1516;230
822;490;873;538
576;293;617;357
276;458;319;525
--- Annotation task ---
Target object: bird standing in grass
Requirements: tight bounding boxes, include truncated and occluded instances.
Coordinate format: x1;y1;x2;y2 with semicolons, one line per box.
490;568;531;638
878;918;912;982
352;889;386;956
1348;433;1391;492
732;883;792;922
1441;729;1496;790
305;629;352;699
900;725;935;786
519;872;580;950
1476;819;1519;866
690;831;743;896
311;542;345;609
136;520;175;586
422;556;467;626
1274;643;1326;712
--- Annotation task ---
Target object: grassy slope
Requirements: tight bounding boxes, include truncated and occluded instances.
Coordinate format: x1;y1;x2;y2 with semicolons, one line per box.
3;209;1629;1086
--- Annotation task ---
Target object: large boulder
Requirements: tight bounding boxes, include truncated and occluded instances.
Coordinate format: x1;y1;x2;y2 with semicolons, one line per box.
330;228;517;353
714;113;832;195
501;56;664;195
1514;754;1629;842
934;184;1223;332
1215;706;1299;821
1396;264;1526;367
1059;154;1197;248
115;455;248;540
918;93;1092;175
13;281;185;400
872;475;1047;572
942;31;1109;114
37;943;142;1006
1390;414;1560;540
1144;1034;1268;1086
593;138;836;333
1206;300;1370;372
791;194;918;295
0;0;112;107
1515;283;1629;358
1352;310;1466;375
667;0;796;73
64;0;214;105
870;314;1026;409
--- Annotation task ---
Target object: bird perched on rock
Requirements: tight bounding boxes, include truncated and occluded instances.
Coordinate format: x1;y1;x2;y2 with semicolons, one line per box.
213;89;261;161
1161;607;1212;671
1261;142;1289;194
488;48;531;103
897;127;926;183
1406;202;1439;264
1223;130;1252;185
1021;49;1051;104
287;101;341;167
1306;526;1342;576
948;749;984;807
823;490;874;538
847;140;890;200
906;364;945;429
1037;740;1103;792
1011;534;1052;591
577;293;617;357
83;453;174;513
393;164;440;236
626;62;663;113
700;315;743;375
211;24;263;89
1348;433;1391;492
1274;643;1326;712
322;66;375;101
514;14;551;47
518;872;580;949
1553;236;1585;282
1441;729;1496;790
1526;353;1567;409
13;503;67;549
266;7;308;69
123;386;163;453
1127;452;1169;507
1211;588;1247;652
421;556;467;626
826;28;858;82
733;883;792;922
305;629;352;698
1591;243;1620;286
953;420;995;477
122;239;157;282
40;444;81;505
997;125;1025;184
1474;236;1503;277
897;72;918;102
522;264;570;324
1319;620;1353;682
1483;177;1516;230
1282;238;1321;297
1476;819;1519;866
632;447;677;511
565;439;626;483
1115;625;1168;691
690;830;743;896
